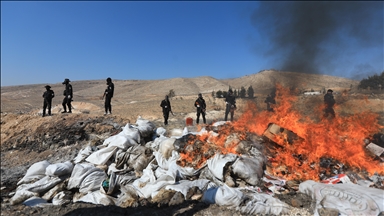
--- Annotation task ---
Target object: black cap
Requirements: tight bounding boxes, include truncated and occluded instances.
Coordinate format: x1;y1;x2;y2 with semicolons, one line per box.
62;78;70;84
45;85;51;89
198;93;202;97
106;77;112;82
327;89;333;92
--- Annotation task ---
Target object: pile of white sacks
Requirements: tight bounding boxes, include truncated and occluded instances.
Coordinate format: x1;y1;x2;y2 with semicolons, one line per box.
10;117;384;215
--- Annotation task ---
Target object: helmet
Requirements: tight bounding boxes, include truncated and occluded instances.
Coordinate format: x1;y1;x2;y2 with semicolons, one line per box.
106;77;112;83
198;93;202;97
45;85;51;89
327;89;333;93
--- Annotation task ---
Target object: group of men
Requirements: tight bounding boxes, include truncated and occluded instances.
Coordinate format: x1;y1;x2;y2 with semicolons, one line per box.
42;78;114;117
160;89;237;126
42;79;336;124
263;89;336;119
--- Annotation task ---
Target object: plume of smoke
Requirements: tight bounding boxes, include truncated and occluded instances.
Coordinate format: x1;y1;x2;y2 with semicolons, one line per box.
251;2;383;76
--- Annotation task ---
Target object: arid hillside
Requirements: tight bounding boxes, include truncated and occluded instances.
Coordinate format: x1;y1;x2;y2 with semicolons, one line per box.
1;70;360;114
1;70;383;216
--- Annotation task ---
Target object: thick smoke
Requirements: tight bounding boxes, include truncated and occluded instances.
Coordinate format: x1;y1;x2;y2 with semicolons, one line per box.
251;2;383;76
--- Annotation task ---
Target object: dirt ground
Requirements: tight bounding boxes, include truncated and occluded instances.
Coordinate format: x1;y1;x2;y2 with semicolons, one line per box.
1;77;383;215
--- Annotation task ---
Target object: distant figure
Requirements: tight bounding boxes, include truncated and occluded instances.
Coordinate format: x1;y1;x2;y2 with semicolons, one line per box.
224;89;236;121
42;85;55;117
195;93;206;124
62;78;73;113
264;94;276;112
160;95;173;125
323;89;336;119
102;77;114;115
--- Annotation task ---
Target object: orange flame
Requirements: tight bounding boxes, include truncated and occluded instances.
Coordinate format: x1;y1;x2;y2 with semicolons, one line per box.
235;84;384;180
178;84;383;180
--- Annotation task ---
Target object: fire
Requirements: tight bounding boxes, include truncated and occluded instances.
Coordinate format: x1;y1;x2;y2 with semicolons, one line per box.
178;125;243;169
235;84;384;180
177;84;383;181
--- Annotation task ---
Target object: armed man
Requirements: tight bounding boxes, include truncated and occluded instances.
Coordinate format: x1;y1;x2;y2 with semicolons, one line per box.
102;77;114;115
42;85;55;117
61;78;73;113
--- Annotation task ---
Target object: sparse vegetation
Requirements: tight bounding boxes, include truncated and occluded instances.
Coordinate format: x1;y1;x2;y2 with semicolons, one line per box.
358;71;384;90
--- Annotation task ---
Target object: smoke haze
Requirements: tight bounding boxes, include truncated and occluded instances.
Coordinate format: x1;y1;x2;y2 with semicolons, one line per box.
251;2;383;77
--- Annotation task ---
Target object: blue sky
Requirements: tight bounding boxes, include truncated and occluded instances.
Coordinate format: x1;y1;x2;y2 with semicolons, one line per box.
1;1;383;86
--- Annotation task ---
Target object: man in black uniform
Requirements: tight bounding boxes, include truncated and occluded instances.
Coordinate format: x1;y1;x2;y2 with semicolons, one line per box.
62;78;73;113
102;77;114;115
160;95;173;125
42;85;55;117
264;94;276;112
224;89;236;122
195;93;206;124
323;89;336;119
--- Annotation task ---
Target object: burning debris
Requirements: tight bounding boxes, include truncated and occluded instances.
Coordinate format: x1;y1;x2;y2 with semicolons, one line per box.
4;85;384;215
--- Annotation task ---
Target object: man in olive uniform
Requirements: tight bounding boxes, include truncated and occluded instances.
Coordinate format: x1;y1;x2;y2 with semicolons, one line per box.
102;77;114;115
195;93;206;124
224;89;236;121
62;78;73;113
42;85;55;117
160;95;173;125
323;89;336;119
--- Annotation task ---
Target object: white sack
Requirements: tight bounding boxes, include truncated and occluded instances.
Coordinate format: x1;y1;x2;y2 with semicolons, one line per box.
74;146;93;164
23;196;51;207
76;190;115;206
132;175;174;199
237;192;291;215
135;117;156;138
156;127;166;136
52;191;70;206
42;182;66;201
67;163;98;190
132;165;157;189
147;135;168;152
299;180;384;216
215;184;244;207
85;146;118;165
10;176;64;205
103;134;137;150
232;156;265;186
17;160;51;185
167;159;202;180
206;153;238;181
120;123;141;143
79;169;107;194
45;161;74;177
165;179;214;198
158;137;176;159
10;189;39;205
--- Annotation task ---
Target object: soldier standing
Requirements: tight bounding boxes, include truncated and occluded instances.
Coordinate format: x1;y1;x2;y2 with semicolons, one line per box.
264;94;276;112
102;77;114;115
224;89;236;121
42;85;55;117
195;93;206;124
160;95;173;125
61;78;73;113
323;89;336;119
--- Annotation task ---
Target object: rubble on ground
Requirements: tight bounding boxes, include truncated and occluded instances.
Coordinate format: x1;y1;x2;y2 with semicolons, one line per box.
3;116;384;215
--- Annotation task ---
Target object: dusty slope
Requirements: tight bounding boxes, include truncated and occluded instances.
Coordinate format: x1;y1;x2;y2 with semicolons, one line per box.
1;71;383;216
